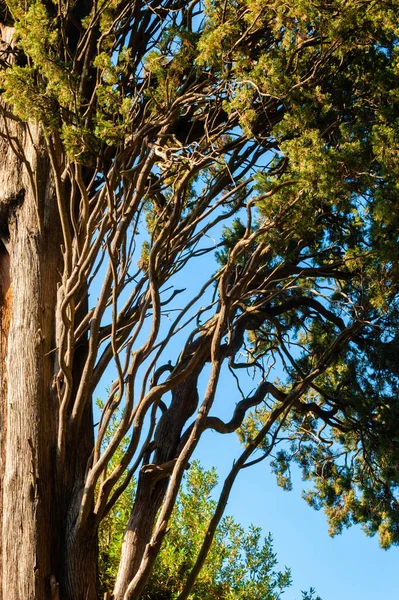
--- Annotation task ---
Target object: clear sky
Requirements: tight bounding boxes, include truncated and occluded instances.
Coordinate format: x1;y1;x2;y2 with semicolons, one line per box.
195;405;399;600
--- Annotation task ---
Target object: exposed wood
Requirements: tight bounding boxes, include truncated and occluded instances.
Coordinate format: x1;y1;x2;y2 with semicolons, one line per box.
0;242;10;600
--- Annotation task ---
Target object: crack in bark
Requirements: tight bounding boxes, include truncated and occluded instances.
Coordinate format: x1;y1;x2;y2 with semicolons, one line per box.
0;187;25;247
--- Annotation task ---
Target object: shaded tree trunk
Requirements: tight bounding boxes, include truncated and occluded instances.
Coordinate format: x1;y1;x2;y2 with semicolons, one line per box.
62;382;98;600
114;368;203;599
114;478;169;600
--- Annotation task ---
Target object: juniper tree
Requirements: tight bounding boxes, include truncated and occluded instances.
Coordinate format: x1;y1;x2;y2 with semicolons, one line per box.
0;1;398;599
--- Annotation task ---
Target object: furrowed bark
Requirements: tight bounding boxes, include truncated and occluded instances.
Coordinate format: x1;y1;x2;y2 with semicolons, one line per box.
0;113;97;598
0;115;62;598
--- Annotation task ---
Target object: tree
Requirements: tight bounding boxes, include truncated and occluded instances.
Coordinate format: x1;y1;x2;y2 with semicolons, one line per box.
0;0;398;599
99;459;320;600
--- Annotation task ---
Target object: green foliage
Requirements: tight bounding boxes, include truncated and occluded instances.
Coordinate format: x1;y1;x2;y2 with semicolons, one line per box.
199;0;399;550
93;49;134;145
0;1;75;127
99;461;318;600
243;329;399;548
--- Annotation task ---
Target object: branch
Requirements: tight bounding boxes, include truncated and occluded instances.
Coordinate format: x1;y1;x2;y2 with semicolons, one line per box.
176;397;294;600
204;380;286;435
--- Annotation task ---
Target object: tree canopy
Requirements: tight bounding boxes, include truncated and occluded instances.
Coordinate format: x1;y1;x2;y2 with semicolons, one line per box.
0;0;398;598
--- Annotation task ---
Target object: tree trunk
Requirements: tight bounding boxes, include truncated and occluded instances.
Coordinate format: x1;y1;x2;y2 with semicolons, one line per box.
63;391;98;600
113;478;169;600
0;113;97;598
114;371;202;599
0;115;62;598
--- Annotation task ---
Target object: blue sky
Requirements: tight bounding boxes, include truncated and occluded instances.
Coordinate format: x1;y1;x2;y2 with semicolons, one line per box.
195;419;399;600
